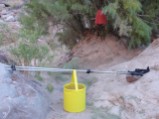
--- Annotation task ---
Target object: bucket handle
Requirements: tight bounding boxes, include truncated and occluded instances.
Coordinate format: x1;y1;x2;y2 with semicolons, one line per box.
71;70;78;90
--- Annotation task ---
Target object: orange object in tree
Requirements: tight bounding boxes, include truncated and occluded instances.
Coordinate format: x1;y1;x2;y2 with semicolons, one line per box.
95;9;107;25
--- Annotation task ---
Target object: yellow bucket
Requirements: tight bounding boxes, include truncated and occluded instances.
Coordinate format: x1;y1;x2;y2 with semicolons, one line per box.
63;70;86;112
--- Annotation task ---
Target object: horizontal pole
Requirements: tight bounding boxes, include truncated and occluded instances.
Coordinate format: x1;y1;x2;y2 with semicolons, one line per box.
4;65;128;75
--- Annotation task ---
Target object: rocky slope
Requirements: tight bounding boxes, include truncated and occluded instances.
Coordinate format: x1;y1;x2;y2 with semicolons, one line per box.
0;0;24;25
88;39;159;119
46;39;159;119
0;63;50;119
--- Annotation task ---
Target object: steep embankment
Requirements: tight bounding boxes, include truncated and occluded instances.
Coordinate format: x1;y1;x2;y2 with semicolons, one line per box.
72;34;142;68
88;39;159;119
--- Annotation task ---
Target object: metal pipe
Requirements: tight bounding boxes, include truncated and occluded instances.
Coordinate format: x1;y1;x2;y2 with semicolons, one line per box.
4;65;128;74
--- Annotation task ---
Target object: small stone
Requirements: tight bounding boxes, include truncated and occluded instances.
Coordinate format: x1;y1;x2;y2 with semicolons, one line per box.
1;9;8;15
1;14;8;19
109;106;121;116
5;15;16;22
0;4;5;10
0;19;4;23
4;0;24;8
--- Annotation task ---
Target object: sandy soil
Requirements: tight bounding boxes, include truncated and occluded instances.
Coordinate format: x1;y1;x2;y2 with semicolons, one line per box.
72;34;142;68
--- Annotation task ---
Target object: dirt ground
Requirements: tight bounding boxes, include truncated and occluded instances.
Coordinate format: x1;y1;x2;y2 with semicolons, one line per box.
45;38;159;119
72;34;142;68
45;35;151;119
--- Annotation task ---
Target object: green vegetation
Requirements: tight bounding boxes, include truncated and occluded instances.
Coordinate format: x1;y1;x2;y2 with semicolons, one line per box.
11;42;48;65
102;0;153;48
20;0;159;49
46;83;54;93
19;0;96;48
63;57;79;69
0;23;18;46
35;72;43;81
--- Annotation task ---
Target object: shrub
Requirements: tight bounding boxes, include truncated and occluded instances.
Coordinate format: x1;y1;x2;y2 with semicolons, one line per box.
103;0;152;48
20;0;159;49
11;42;48;66
19;0;96;48
0;23;18;46
46;83;54;93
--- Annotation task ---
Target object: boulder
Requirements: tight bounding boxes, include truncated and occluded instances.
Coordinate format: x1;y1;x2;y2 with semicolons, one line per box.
0;4;5;11
0;63;50;119
5;15;15;22
1;9;8;15
2;0;24;8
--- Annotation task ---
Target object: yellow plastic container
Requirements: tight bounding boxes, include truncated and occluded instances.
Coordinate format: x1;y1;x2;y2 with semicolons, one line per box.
63;70;86;112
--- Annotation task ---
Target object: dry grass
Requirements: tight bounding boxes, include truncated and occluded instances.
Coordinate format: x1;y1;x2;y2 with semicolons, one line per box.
0;23;18;46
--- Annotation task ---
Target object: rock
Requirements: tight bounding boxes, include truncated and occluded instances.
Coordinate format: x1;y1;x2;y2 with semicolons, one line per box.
89;38;159;119
1;14;7;19
0;4;5;11
0;0;24;23
0;54;8;64
5;15;15;22
0;4;5;10
0;63;50;119
1;9;8;15
0;19;4;23
109;106;121;116
3;0;24;8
